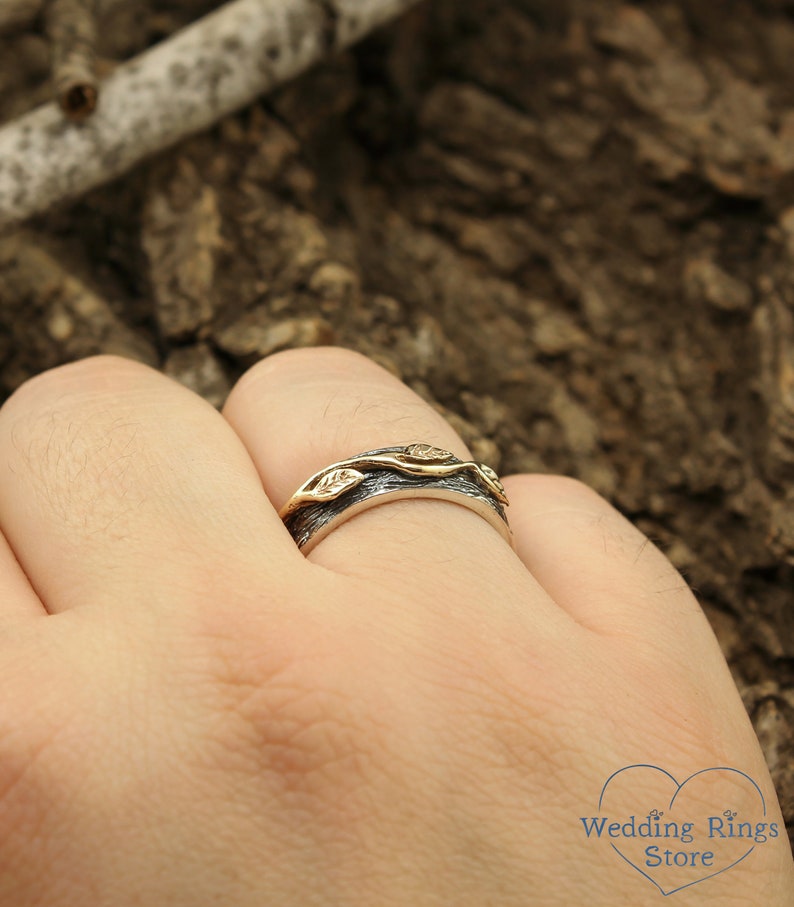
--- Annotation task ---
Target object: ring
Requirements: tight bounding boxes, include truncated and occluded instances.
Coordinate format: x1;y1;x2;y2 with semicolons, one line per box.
279;443;514;554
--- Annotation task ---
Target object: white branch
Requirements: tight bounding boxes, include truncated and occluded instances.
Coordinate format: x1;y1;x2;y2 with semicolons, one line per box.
0;0;423;231
46;0;100;120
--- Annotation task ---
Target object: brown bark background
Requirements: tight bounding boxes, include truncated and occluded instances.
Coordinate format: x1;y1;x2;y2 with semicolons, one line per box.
1;0;793;844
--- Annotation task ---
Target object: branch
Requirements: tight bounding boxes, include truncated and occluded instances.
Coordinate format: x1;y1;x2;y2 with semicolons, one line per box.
45;0;99;120
0;0;424;231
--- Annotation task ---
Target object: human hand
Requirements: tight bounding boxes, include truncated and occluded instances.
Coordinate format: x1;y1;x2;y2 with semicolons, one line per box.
0;348;791;905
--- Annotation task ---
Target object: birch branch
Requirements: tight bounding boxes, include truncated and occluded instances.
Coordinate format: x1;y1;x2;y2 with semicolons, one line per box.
0;0;424;232
45;0;99;120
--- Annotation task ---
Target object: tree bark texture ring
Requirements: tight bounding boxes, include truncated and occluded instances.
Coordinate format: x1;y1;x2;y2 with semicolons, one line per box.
279;443;514;554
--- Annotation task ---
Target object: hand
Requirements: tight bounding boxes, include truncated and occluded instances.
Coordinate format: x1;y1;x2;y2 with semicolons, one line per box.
0;348;791;905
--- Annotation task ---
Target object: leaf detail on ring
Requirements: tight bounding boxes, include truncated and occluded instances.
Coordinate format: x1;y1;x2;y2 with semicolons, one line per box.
478;464;507;500
307;467;365;501
401;443;455;463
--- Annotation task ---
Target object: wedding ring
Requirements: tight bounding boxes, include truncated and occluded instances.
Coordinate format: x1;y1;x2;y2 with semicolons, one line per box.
279;443;513;554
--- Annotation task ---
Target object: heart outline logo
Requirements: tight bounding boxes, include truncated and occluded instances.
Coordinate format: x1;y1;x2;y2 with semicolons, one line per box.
597;764;766;896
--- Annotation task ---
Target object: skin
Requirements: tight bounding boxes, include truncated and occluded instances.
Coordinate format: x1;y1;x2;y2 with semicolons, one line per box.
0;346;790;906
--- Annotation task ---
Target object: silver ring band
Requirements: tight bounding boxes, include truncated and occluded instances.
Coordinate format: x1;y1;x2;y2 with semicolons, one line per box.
279;443;514;554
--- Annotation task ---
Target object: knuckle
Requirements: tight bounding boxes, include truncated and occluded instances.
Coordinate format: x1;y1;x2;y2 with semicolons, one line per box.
4;393;145;535
230;346;386;400
524;473;605;503
263;345;375;377
2;355;149;412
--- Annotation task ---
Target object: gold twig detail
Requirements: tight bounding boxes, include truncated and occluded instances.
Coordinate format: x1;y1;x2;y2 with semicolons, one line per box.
281;447;509;520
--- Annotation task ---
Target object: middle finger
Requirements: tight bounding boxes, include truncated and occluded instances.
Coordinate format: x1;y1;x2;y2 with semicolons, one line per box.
0;356;300;615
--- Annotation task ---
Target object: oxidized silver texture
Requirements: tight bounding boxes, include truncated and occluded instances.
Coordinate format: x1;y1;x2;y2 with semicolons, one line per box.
280;443;512;553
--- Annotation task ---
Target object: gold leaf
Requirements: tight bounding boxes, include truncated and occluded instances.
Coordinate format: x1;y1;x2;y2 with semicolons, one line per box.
402;443;455;463
307;467;365;501
479;464;507;501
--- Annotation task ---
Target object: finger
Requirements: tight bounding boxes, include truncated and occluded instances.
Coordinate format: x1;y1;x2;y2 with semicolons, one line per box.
221;347;562;622
0;530;45;620
0;356;301;614
502;473;721;649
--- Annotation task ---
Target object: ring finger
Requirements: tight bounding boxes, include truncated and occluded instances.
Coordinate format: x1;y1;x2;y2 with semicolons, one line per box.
221;346;564;627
